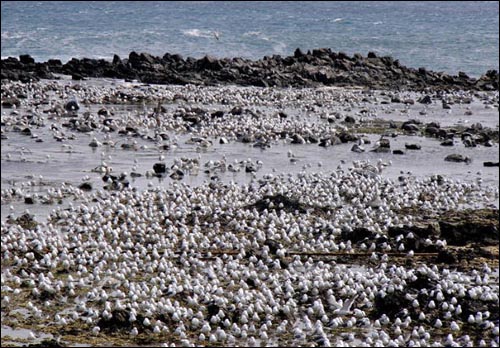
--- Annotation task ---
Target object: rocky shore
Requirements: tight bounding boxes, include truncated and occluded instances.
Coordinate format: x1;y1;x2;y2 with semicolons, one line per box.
2;49;498;91
1;55;499;346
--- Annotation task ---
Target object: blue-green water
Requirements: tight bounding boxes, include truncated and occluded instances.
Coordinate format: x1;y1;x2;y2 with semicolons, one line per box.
1;1;499;77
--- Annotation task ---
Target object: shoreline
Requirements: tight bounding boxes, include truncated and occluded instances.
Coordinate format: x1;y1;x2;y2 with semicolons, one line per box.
1;48;499;91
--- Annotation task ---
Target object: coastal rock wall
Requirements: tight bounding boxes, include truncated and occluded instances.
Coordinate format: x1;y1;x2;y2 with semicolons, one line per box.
1;48;498;91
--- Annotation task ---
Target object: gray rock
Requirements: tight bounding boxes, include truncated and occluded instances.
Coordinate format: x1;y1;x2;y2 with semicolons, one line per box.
444;154;471;163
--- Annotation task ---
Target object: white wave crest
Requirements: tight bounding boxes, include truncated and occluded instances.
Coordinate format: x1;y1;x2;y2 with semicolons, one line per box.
182;29;215;39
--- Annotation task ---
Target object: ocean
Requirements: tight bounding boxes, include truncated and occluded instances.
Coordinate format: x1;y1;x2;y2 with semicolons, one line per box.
1;1;499;77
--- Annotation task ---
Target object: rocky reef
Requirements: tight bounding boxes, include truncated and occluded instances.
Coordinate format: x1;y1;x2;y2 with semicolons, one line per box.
2;49;498;91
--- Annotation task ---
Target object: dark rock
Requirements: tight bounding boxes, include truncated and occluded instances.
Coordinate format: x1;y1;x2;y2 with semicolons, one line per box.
249;194;307;214
245;163;257;173
440;139;454;146
402;123;420;132
264;239;281;255
170;169;184;180
153;163;166;174
211;110;224;118
444;154;471;163
1;97;21;108
207;303;220;319
294;48;305;58
64;100;80;111
24;196;34;204
98;108;109;116
291;134;306;144
439;209;498;246
230;106;243;115
371;290;411;320
344;116;356;123
418;95;432;104
19;54;35;64
425;126;440;136
338;132;359;143
437;249;458;264
2;49;498;90
483;161;499;167
342;227;375;243
78;182;93;191
21;127;32;136
392;149;405;155
405;143;421;150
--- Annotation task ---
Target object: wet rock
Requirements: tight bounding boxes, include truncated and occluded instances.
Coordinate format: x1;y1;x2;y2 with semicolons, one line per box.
440;139;454;146
64;100;80;111
21;127;32;136
211;110;224;118
249;194;307;214
342;227;375;243
2;50;499;90
153;163;166;174
264;239;281;255
15;213;37;229
97;308;144;333
405;143;421;150
1;97;21;108
27;338;66;347
436;248;458;264
19;54;35;64
444;154;471;163
245;163;258;173
291;134;306;144
483;161;499;167
392;149;405;155
351;144;365;153
338;132;359;143
344;115;356;123
372;290;411;320
371;138;391;153
78;182;93;191
98;108;110;116
207;303;220;319
418;95;432;104
402;123;420;132
170;169;184;180
439;209;498;246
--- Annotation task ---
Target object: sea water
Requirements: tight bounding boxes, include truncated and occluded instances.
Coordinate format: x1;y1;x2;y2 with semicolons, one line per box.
1;1;499;77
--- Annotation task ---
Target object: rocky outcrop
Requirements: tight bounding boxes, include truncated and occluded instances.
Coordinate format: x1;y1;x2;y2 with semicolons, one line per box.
2;49;498;91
